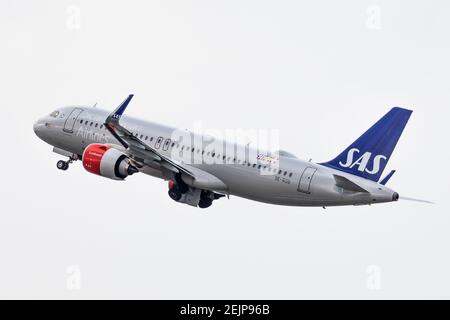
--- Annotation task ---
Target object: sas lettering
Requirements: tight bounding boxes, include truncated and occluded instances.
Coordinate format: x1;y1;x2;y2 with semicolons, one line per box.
339;148;387;174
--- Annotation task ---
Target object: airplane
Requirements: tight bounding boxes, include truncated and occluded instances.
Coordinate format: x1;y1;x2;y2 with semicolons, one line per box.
34;95;416;209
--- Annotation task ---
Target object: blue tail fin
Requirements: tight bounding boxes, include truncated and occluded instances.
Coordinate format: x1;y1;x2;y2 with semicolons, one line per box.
321;107;413;182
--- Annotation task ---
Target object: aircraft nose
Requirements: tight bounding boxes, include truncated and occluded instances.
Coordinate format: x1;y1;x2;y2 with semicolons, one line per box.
33;121;39;133
33;119;46;136
33;120;41;133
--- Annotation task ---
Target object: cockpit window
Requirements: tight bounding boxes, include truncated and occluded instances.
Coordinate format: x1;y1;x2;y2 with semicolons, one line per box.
50;111;60;118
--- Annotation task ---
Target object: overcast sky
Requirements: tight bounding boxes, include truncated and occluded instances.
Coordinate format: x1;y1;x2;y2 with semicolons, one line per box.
0;0;449;299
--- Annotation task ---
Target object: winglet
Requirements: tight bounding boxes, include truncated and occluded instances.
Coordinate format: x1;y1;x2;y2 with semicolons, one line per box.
108;94;134;123
104;95;134;149
380;170;396;185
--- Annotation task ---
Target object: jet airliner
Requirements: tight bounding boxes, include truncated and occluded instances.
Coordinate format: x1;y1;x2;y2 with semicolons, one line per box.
34;95;413;208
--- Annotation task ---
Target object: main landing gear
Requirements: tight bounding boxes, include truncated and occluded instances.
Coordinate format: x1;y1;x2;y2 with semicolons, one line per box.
168;176;225;209
168;175;188;201
198;191;225;208
198;192;213;209
168;184;182;201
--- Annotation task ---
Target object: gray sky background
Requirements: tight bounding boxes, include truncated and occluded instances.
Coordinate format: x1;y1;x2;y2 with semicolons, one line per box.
0;0;449;299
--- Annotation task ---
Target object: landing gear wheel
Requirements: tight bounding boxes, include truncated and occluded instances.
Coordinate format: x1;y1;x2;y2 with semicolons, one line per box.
168;188;182;202
198;198;213;209
57;160;69;171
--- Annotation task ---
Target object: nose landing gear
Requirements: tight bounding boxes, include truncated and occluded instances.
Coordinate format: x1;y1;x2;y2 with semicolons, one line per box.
56;154;79;171
56;160;70;171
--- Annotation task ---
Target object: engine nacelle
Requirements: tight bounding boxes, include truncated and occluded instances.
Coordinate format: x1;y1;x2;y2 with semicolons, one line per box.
82;144;138;180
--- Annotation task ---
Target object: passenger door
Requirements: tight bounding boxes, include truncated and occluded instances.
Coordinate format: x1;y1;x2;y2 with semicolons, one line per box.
63;108;83;133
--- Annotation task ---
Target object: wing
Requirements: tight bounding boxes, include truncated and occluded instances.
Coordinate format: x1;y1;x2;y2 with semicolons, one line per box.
104;95;228;192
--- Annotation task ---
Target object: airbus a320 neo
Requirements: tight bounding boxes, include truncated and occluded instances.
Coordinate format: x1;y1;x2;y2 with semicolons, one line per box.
34;95;415;209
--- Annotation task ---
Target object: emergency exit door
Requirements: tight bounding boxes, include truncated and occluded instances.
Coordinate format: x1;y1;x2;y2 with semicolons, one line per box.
297;167;317;194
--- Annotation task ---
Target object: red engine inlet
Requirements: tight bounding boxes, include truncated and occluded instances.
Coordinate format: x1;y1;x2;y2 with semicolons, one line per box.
82;144;138;180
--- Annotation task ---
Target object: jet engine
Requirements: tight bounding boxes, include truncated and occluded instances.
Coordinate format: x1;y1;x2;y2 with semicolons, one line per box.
82;143;138;180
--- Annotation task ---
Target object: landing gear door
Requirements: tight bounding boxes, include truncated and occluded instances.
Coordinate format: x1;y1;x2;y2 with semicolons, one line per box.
63;108;83;133
298;167;317;194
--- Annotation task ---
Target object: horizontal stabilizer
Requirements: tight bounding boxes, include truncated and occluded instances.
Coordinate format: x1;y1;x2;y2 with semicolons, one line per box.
333;174;369;193
380;170;396;185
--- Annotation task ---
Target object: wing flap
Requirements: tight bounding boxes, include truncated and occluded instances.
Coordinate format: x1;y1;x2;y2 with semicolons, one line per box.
179;163;228;191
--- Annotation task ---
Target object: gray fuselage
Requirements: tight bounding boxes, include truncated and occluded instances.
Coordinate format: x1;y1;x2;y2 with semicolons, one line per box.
34;106;398;207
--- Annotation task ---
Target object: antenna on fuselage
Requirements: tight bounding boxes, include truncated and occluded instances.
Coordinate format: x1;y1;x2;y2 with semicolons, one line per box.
93;102;98;108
